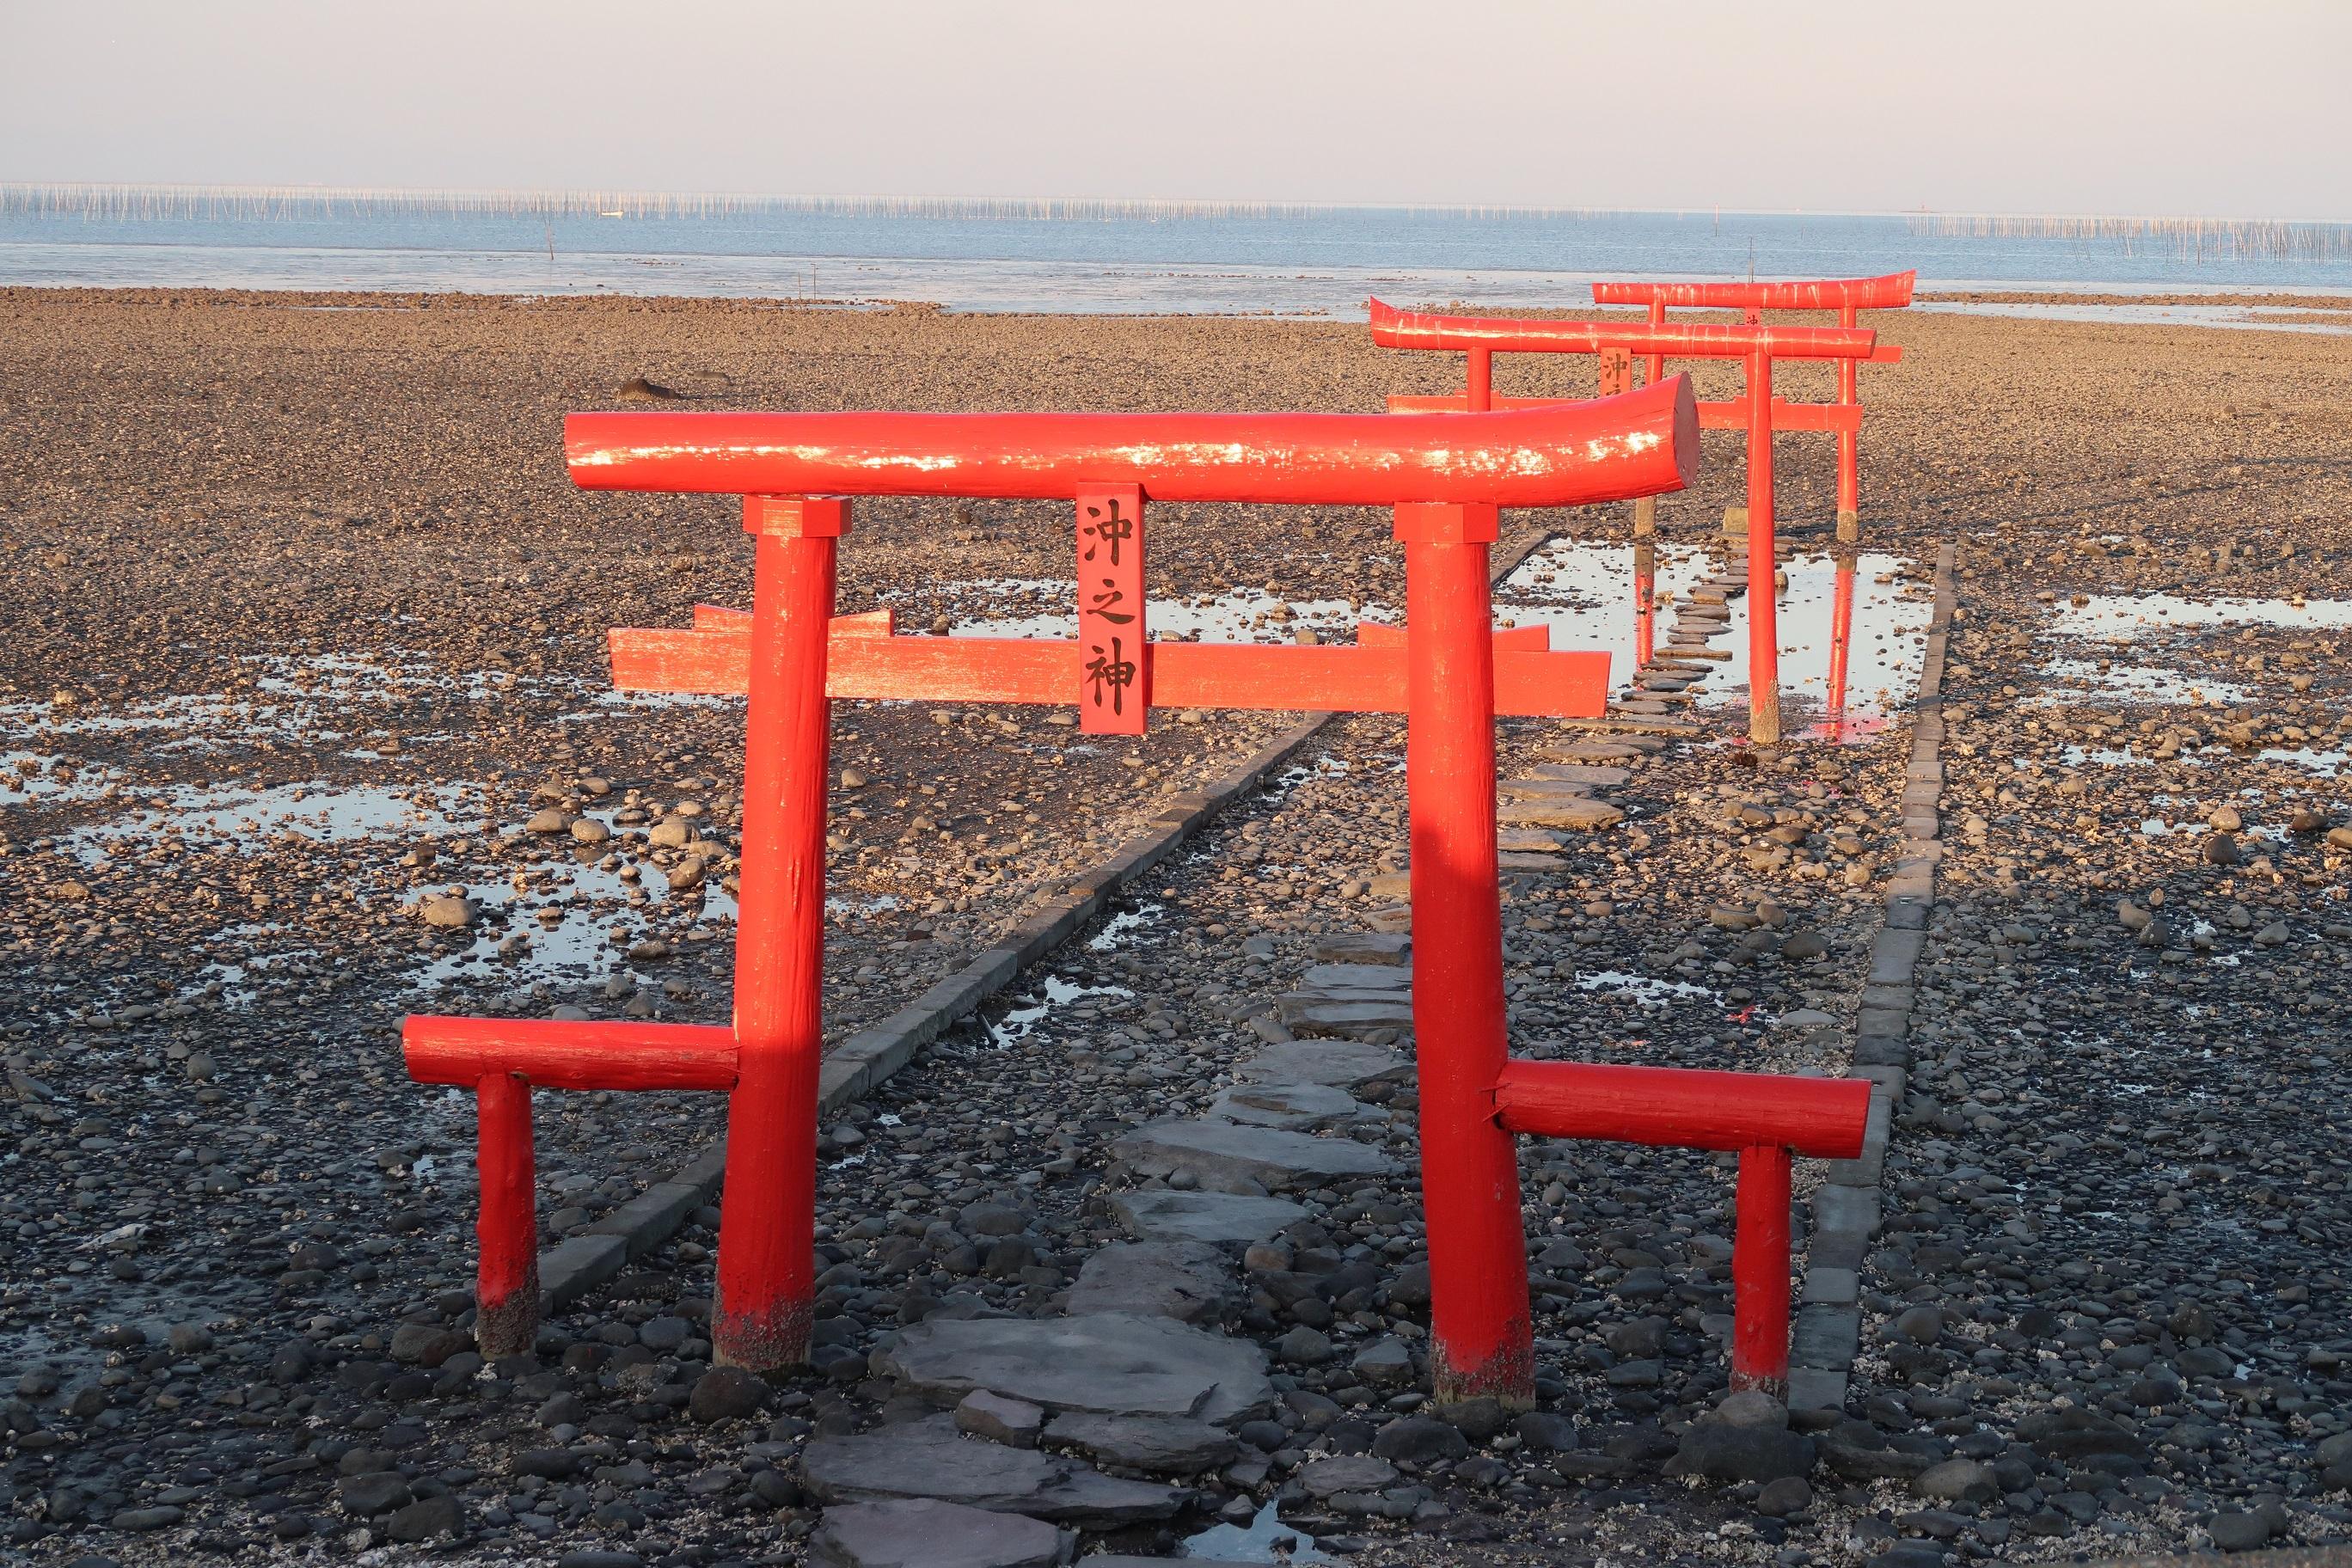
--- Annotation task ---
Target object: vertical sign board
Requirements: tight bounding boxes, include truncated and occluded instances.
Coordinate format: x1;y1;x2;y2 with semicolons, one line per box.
1076;483;1147;733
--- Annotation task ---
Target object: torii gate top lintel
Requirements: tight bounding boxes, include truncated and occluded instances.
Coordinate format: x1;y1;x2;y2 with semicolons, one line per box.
562;385;1699;511
1591;269;1917;312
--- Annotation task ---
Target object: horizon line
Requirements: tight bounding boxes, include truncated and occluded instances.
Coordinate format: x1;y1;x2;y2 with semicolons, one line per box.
3;181;2348;228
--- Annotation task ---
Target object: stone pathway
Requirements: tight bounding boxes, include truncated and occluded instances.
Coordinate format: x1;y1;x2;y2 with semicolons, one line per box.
793;541;1851;1565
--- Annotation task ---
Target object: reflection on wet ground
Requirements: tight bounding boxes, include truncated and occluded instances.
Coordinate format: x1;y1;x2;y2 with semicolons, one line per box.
916;540;1933;741
1917;300;2352;335
2032;585;2352;775
64;780;480;864
934;578;1366;645
413;844;738;994
1497;541;1934;729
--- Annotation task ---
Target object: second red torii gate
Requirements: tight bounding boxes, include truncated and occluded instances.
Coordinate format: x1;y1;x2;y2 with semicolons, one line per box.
403;387;1704;1397
1367;299;1880;745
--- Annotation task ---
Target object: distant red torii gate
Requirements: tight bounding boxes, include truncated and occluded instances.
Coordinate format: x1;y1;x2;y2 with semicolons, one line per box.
1591;270;1915;540
403;388;1709;1395
1368;300;1882;744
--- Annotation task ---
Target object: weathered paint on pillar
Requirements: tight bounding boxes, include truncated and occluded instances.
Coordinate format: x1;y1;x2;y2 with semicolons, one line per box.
474;1070;538;1359
1745;350;1781;745
1731;1143;1794;1395
1397;499;1533;1407
713;496;844;1375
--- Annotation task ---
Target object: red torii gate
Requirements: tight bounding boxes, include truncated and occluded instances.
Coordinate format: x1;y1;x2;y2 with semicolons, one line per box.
1367;300;1881;745
403;389;1702;1381
1591;271;1914;542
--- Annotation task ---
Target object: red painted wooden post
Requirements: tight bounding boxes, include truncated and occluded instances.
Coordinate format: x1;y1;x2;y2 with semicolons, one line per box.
1398;499;1532;1406
474;1070;538;1358
1745;348;1781;745
712;494;845;1375
1633;538;1657;670
1826;548;1857;740
1076;484;1147;734
1731;1143;1794;1395
1635;300;1667;537
1835;304;1862;541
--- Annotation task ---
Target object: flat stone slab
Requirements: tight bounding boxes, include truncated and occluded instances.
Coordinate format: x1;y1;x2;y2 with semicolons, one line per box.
1110;1190;1309;1247
808;1498;1065;1568
1498;796;1626;831
1310;932;1410;965
1497;851;1566;873
803;1416;1185;1528
1540;740;1653;763
878;1313;1272;1425
1204;1080;1376;1132
1527;763;1633;786
1299;962;1411;992
1272;995;1415;1038
1112;1118;1396;1193
1068;1241;1238;1325
1043;1412;1239;1476
1496;828;1571;854
1498;775;1596;799
1236;1038;1410;1088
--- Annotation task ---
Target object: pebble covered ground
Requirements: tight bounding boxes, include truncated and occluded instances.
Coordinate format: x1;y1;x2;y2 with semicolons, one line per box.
3;291;2350;1566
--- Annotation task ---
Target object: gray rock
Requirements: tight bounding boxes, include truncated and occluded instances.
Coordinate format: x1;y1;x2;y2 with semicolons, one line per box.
1671;1423;1817;1485
689;1365;768;1424
877;1312;1271;1424
1042;1412;1238;1474
1109;1190;1308;1247
1350;1337;1412;1387
2318;1428;2352;1488
1372;1415;1468;1463
2208;1510;2275;1552
1068;1241;1237;1324
1111;1119;1393;1194
385;1493;463;1542
1756;1475;1813;1516
338;1471;414;1516
1890;1305;1945;1344
807;1498;1066;1568
1275;1326;1333;1365
389;1322;470;1367
957;1391;1044;1449
1516;1412;1579;1452
801;1416;1185;1527
1296;1455;1400;1499
1236;1039;1411;1087
1913;1457;1997;1503
107;1506;184;1531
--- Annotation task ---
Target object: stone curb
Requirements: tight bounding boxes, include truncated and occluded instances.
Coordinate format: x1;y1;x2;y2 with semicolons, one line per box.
1789;539;1957;1412
536;526;1564;1314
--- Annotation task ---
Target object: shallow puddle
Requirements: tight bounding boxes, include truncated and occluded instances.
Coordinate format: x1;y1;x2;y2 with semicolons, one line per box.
67;781;481;865
410;849;738;994
931;578;1368;645
2048;591;2352;639
0;752;122;805
984;974;1136;1046
1918;300;2352;336
2031;658;2252;709
1498;541;1932;727
1181;1498;1330;1564
1575;970;1721;1008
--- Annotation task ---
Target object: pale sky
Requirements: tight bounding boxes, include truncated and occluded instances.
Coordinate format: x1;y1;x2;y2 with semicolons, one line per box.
4;0;2346;217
